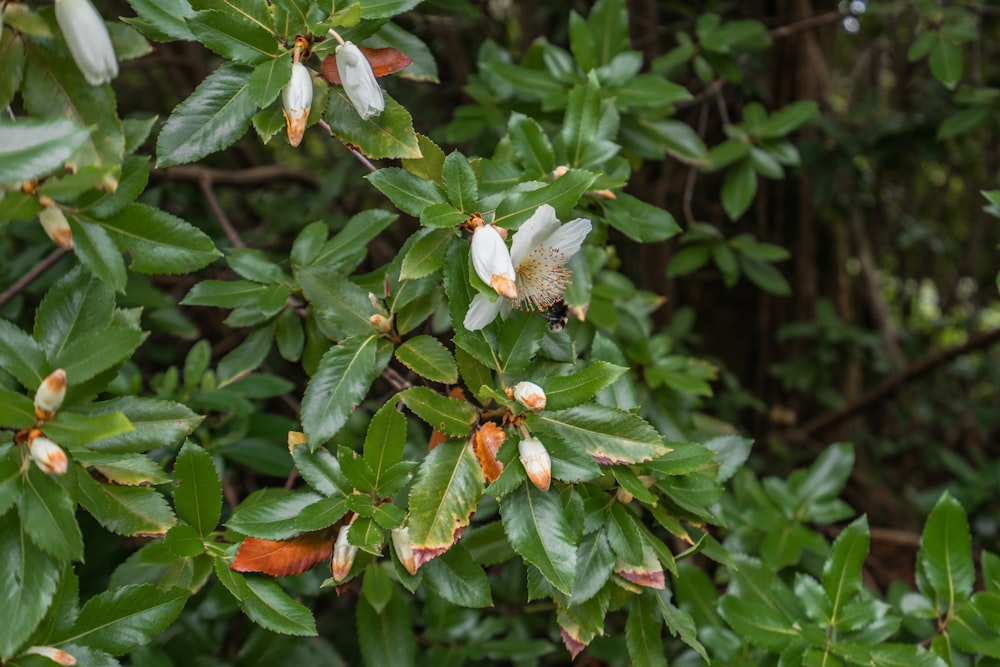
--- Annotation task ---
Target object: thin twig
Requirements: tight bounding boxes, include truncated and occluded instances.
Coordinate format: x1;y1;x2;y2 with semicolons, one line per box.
767;10;843;40
197;177;245;249
154;164;321;189
0;248;68;308
682;102;710;226
381;365;412;392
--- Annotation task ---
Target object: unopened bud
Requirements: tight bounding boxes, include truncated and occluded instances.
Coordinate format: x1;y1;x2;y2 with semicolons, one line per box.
552;165;570;179
282;62;313;147
391;526;417;575
470;224;517;299
39;206;74;249
29;436;68;475
518;436;551;492
34;369;67;420
507;381;546;412
54;0;118;86
331;523;358;582
369;313;391;333
25;647;76;666
591;189;617;200
615;487;633;504
335;41;385;120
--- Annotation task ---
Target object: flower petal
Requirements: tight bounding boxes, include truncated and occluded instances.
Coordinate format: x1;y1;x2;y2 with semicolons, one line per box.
464;293;502;331
510;204;559;266
537;217;592;259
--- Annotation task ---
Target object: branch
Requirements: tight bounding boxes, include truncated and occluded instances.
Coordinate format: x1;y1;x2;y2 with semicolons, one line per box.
767;10;843;40
0;248;68;308
153;164;322;189
781;327;1000;443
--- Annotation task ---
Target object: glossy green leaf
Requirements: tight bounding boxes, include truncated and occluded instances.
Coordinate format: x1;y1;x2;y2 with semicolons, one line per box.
395;336;458;384
50;326;146;386
721;158;757;220
718;595;801;651
301;335;384;447
570;530;615;605
0;451;21;518
0;511;61;661
398;387;477;437
626;592;666;667
292;446;350;497
870;644;954;667
226;489;322;539
645;119;709;166
500;481;577;595
216;326;273;387
443;151;479;213
75;471;176;536
357;592;415;667
239;576;317;636
96;203;221;274
0;30;25;112
294;495;348;532
531;405;671;465
537;361;629;411
823;516;869;625
124;0;197;41
759;101;819;138
561;77;602;169
422;543;493;608
407;440;484;567
173;441;222;537
365;167;446;217
298;267;378;336
508;113;556;178
78;397;202;454
363;401;407;492
19;465;83;563
493;170;597;229
311;209;398;270
187;9;280;65
72;452;168;486
0;319;46;391
33;265;113;359
655;588;708;661
929;37;962;89
156;65;256;167
917;491;973;611
68;217;128;292
43;411;133;448
740;254;790;296
326;91;421;159
602;193;681;243
495;310;547;377
69;584;187;655
399;228;453;280
0;388;35;429
0;119;90;183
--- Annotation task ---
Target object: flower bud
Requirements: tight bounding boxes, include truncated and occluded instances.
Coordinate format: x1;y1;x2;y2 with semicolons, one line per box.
282;62;313;147
29;436;68;475
369;313;391;333
615;487;633;504
34;369;67;420
391;526;417;575
331;523;358;582
518;436;551;492
54;0;118;86
24;647;76;666
335;41;385;120
39;206;74;249
470;224;517;299
508;381;546;412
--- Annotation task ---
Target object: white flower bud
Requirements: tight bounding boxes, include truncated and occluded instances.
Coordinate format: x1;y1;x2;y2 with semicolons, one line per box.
391;526;417;575
34;369;67;419
335;41;385;120
331;523;358;582
29;436;68;475
39;206;74;249
24;646;76;666
470;224;517;299
282;62;313;147
54;0;118;86
518;436;551;492
509;381;546;412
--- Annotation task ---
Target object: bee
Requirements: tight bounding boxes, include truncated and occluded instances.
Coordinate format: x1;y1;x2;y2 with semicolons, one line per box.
544;299;569;333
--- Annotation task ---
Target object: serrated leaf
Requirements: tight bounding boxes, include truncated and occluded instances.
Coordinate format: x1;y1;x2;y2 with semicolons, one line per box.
187;9;280;65
0;388;35;429
73;452;168;486
68;584;187;655
156;65;256;167
0;318;46;391
399;228;453;280
326;90;420;159
68;217;128;292
718;596;802;651
33;265;113;359
538;361;629;411
357;592;415;667
571;530;615;605
78;397;202;454
19;466;84;561
363;401;407;492
95;203;221;274
173;441;222;537
291;446;350;497
311;209;398;270
626;593;667;667
0;119;90;183
492;170;597;229
231;531;335;576
237;575;317;636
602;193;681;243
500;481;577;595
759;100;819;138
42;411;133;448
396;336;458;384
226;489;322;539
75;471;176;536
917;491;973;612
0;512;61;661
531;405;671;465
421;543;493;608
398;386;477;437
721;158;757;220
51;327;147;386
508;113;555;178
301;336;384;447
298;267;377;336
407;440;483;568
124;0;197;41
365;167;446;217
443;151;479;212
824;516;869;625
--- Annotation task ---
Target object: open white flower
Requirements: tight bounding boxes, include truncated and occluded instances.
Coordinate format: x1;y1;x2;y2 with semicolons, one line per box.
54;0;118;86
464;204;591;331
336;41;385;119
282;62;313;147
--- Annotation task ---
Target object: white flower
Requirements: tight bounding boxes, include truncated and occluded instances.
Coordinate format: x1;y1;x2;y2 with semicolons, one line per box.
464;205;591;331
34;369;67;419
471;224;517;299
330;523;358;582
54;0;118;86
39;206;74;249
508;381;546;412
282;62;313;147
518;436;551;492
336;41;385;119
29;436;68;475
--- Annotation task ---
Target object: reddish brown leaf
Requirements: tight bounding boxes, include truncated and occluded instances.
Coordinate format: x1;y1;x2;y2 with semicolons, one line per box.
231;530;334;576
321;47;412;85
428;429;447;451
412;523;468;570
559;627;587;660
474;422;506;483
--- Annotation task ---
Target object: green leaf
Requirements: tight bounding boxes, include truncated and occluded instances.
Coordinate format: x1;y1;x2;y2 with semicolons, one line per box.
66;584;187;655
0;388;35;429
78;397;202;454
181;280;266;308
216;326;273;387
398;387;477;437
68;217;128;292
929;37;962;89
292;446;350;497
75;471;176;536
156;65;256;167
0;318;46;391
443;152;479;213
124;0;197;41
0;30;25;112
531;405;671;465
420;202;468;229
72;452;168;486
357;0;421;19
937;105;991;140
326;91;421;159
561;77;602;169
357;591;415;667
239;576;317;636
537;361;629;411
508;113;555;178
492;170;598;229
422;543;493;608
824;516;870;625
43;411;134;448
187;9;280;65
721;158;757;220
362;402;407;495
917;491;974;612
311;209;398;270
294;495;348;532
365;167;446;217
0;119;90;183
226;488;322;539
249;55;293;107
173;441;222;537
759;101;819;138
718;596;802;652
654;588;709;662
407;440;484;567
301;336;384;447
51;327;147;385
626;592;666;667
0;450;22;518
0;511;61;661
645;119;709;166
571;530;615;605
96;203;221;274
870;644;953;667
495;310;547;377
298;267;379;336
602;193;681;243
500;481;577;595
740;254;791;296
34;265;113;359
395;336;459;384
19;466;84;561
400;228;453;280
